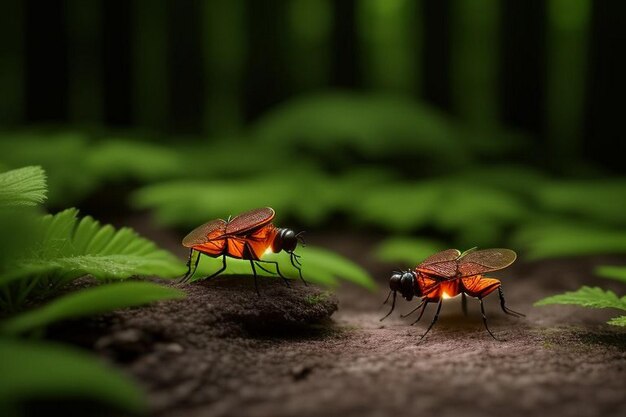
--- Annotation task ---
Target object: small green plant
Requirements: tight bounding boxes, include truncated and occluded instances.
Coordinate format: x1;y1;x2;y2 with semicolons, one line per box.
535;263;626;327
535;286;626;327
0;166;186;414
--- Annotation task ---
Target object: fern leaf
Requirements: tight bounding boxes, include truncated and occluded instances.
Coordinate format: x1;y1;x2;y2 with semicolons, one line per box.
0;166;47;207
535;286;626;310
4;209;185;288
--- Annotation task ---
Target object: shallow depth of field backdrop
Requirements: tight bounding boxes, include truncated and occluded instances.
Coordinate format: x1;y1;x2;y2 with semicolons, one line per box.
1;1;626;417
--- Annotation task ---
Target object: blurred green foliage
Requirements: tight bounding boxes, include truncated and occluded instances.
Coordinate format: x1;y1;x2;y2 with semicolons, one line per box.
375;237;446;266
189;245;376;290
595;266;626;283
252;93;524;167
1;93;626;265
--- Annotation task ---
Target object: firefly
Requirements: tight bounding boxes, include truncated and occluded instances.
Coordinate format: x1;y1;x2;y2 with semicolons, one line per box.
180;207;306;293
381;248;524;341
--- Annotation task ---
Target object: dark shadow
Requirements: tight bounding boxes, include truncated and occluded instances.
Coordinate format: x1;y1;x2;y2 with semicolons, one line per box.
241;319;344;342
577;331;626;350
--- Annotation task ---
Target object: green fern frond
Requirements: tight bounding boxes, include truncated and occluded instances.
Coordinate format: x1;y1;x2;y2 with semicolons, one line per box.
535;286;626;310
29;208;184;279
0;208;185;310
535;286;626;327
0;166;47;207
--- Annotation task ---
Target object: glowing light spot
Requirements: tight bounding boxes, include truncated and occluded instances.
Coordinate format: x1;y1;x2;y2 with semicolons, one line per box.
264;247;274;255
442;291;452;299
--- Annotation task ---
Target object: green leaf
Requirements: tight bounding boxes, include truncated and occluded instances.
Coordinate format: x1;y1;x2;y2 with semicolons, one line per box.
0;166;47;207
375;237;447;265
0;338;144;413
607;315;626;326
0;281;184;335
595;266;626;284
191;245;377;290
534;286;626;310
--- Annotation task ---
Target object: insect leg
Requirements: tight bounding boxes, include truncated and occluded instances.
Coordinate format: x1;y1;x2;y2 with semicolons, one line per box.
290;253;308;286
479;297;501;341
410;301;430;325
379;291;397;321
249;260;260;296
255;262;275;275
461;293;468;316
382;290;393;305
498;287;525;318
256;260;291;287
179;249;201;283
203;255;227;281
419;299;443;341
400;299;425;318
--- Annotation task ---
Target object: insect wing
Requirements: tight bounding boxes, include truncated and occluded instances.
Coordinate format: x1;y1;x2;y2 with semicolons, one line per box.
226;207;275;235
182;219;227;248
416;249;461;278
457;248;517;277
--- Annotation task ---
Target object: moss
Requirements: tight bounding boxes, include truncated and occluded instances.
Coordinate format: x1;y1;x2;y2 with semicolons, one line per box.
304;291;332;306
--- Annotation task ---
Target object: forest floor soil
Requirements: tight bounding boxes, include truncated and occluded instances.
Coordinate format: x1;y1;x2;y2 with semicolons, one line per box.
53;229;626;417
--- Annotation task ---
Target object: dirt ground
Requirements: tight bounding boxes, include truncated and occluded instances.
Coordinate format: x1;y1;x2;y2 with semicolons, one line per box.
53;230;626;417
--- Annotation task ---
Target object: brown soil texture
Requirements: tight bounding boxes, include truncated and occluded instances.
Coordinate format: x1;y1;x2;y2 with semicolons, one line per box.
53;231;626;417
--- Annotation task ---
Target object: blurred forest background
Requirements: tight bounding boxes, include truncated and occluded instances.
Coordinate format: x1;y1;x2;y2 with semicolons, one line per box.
1;0;626;258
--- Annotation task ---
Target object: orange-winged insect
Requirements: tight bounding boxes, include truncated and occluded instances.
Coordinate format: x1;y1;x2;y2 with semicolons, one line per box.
381;248;524;341
180;207;306;293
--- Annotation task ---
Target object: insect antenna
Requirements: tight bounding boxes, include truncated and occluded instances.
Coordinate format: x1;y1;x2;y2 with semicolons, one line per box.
380;291;397;321
296;231;306;247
